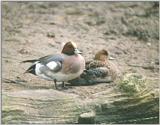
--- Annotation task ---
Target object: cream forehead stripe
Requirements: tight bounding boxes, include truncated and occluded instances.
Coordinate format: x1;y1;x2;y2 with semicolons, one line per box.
69;41;77;48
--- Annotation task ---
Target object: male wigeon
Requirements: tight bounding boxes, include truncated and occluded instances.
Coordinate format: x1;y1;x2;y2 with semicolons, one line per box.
22;41;85;89
69;49;120;86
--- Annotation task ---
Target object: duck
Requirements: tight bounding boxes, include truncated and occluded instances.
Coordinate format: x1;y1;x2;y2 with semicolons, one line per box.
68;49;120;86
22;41;85;89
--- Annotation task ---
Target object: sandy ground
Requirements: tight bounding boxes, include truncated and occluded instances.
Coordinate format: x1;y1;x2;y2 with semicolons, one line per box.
2;1;159;124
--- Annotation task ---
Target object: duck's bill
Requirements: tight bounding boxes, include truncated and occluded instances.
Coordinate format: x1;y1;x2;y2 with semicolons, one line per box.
74;48;82;54
109;56;115;60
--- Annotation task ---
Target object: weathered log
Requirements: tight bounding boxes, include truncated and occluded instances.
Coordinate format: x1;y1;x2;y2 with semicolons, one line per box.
95;91;159;124
2;90;85;124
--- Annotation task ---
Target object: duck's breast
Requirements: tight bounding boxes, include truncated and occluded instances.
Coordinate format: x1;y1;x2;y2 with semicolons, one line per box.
62;54;85;74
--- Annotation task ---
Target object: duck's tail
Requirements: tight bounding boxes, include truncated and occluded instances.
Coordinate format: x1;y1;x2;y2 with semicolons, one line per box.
24;64;36;75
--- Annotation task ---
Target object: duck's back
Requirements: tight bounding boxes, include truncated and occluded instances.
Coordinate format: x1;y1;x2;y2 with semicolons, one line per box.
86;60;119;80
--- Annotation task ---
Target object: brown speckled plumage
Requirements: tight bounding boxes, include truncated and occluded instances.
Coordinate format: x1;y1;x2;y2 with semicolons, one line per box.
68;49;120;86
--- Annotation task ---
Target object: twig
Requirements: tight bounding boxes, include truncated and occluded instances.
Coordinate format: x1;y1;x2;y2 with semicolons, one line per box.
127;63;158;70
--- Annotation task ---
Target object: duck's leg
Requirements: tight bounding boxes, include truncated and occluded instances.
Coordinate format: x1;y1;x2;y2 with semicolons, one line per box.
62;81;73;89
54;79;58;89
62;81;69;89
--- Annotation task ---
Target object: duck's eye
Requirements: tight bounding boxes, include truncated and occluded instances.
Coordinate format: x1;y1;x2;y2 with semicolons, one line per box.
103;51;108;55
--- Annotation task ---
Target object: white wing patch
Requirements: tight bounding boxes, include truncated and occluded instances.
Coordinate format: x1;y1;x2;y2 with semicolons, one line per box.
46;61;58;70
35;62;54;80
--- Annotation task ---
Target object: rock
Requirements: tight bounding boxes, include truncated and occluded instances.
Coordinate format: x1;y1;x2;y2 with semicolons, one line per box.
155;59;159;65
147;42;151;46
47;32;55;38
18;49;29;54
78;111;96;124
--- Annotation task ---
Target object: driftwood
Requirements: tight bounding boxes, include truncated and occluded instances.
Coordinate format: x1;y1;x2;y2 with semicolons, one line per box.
95;91;159;124
127;63;159;70
3;87;158;124
2;75;159;124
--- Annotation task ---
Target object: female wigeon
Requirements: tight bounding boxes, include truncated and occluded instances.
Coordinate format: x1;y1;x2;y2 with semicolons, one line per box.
69;49;120;86
22;41;85;89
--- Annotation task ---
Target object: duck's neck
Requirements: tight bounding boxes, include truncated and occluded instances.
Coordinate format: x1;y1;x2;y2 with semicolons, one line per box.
97;56;108;62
